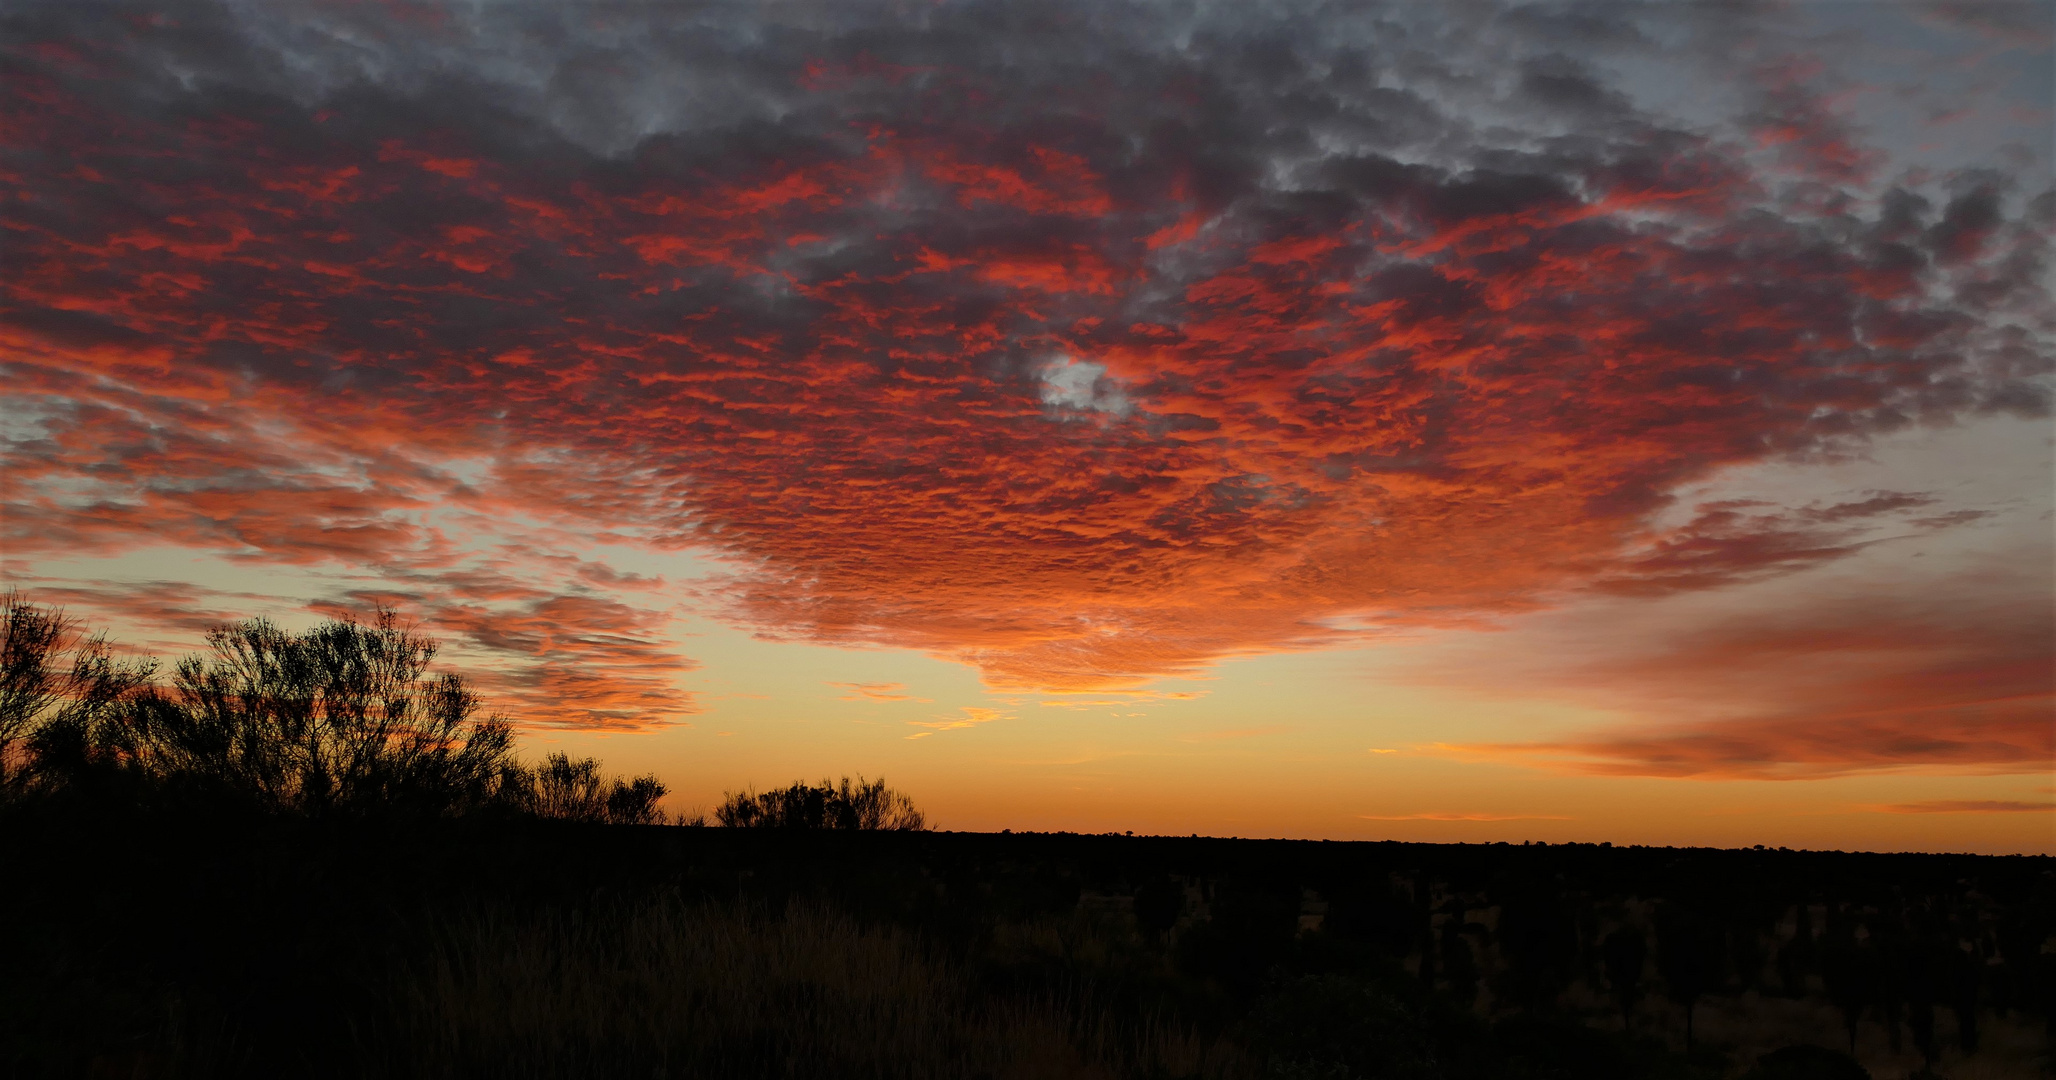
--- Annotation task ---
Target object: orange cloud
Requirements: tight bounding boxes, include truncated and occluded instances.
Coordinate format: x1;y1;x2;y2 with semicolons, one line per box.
908;705;1012;736
829;681;929;703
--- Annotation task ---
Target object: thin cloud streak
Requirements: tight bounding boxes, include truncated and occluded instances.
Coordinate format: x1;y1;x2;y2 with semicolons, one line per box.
1865;800;2054;815
1359;813;1575;822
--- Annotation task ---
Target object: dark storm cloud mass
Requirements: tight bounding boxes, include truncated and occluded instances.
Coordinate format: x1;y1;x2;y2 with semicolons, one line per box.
2;3;2050;748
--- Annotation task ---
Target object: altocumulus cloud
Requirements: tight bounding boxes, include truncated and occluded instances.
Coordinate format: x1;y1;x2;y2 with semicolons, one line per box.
2;2;2048;733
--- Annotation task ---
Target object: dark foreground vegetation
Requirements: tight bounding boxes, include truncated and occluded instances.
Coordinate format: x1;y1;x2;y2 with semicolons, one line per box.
3;598;2051;1079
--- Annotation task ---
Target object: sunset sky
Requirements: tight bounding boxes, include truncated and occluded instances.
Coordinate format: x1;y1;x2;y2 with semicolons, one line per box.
4;1;2050;852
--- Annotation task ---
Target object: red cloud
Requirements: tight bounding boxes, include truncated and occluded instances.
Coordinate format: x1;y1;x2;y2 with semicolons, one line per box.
2;5;2048;726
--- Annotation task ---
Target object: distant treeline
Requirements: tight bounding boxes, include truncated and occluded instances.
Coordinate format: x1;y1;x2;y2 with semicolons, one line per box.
0;593;919;829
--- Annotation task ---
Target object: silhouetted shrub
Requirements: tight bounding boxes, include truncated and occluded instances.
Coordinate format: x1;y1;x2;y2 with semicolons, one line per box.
715;776;924;830
120;610;517;815
1;595;667;823
1602;926;1647;1030
1818;907;1875;1053
1496;882;1579;1012
1655;902;1725;1048
0;590;157;796
1247;974;1442;1079
497;751;670;825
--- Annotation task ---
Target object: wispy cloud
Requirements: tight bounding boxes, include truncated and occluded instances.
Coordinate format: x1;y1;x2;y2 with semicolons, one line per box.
828;681;930;703
1359;812;1575;822
907;705;1012;737
1864;800;2054;815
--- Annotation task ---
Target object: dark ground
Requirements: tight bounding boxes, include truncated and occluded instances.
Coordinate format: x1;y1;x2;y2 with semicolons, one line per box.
4;804;2050;1079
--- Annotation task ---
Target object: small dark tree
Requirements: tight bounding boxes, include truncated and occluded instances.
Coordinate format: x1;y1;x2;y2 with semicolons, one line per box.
1440;917;1482;1010
1416;883;1446;992
1819;908;1874;1054
715;776;923;830
1603;926;1647;1031
498;751;669;825
1322;878;1422;960
1905;912;1944;1069
1949;938;1982;1055
1655;903;1724;1048
1870;915;1908;1054
1778;902;1818;997
1730;918;1771;994
1497;882;1579;1012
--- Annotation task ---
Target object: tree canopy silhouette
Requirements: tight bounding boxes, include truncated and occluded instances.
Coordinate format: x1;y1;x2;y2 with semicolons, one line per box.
1;590;156;792
0;594;665;823
715;777;925;831
133;609;518;815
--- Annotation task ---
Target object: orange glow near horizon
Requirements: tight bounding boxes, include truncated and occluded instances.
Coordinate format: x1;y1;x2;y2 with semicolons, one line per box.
3;3;2050;852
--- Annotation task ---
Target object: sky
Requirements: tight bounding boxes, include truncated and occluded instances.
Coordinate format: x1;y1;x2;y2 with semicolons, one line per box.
3;0;2051;853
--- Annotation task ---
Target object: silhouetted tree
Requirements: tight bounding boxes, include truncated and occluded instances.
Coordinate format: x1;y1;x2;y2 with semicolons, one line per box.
1;596;665;823
1948;936;1982;1054
126;610;516;815
1602;925;1647;1031
1655;902;1724;1048
1870;913;1908;1054
498;751;669;825
1497;881;1579;1012
1440;916;1482;1011
1819;907;1874;1053
1729;914;1771;994
0;591;156;794
1992;908;2054;1046
1778;902;1818;997
1323;878;1421;961
715;776;924;830
1412;881;1439;991
1905;909;1944;1069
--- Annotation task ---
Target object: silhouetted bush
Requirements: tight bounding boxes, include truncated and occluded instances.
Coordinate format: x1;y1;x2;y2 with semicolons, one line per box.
1496;881;1578;1012
0;595;667;823
497;751;670;825
1;590;157;796
715;776;924;830
1246;973;1447;1079
1602;926;1647;1030
1655;902;1726;1048
128;609;519;815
